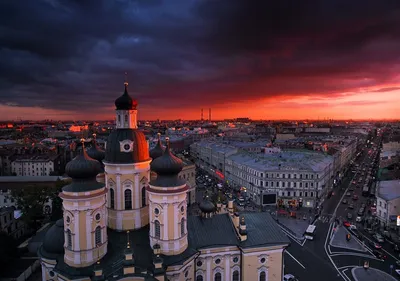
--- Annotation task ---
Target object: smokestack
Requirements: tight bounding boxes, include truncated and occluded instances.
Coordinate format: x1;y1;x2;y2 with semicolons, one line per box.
201;108;203;121
209;108;211;121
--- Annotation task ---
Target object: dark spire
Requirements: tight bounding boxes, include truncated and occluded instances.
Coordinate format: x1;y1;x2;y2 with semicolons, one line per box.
150;137;185;187
115;72;138;110
150;133;165;160
87;133;105;163
63;139;103;192
199;189;215;214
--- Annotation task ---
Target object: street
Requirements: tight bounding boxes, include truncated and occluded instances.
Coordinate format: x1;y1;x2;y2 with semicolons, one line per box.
284;135;400;281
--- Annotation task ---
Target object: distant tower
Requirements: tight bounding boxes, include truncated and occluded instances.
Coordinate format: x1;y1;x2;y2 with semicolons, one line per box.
60;140;108;267
201;108;204;121
209;108;211;121
148;137;188;255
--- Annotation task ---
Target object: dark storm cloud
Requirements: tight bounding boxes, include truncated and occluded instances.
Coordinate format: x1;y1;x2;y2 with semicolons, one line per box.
0;0;399;115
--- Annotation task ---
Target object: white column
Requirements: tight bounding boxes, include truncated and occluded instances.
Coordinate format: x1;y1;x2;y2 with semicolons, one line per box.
206;257;212;281
116;174;121;210
174;203;178;239
225;254;230;280
134;173;140;209
73;210;80;251
163;203;168;239
86;211;92;249
41;264;46;281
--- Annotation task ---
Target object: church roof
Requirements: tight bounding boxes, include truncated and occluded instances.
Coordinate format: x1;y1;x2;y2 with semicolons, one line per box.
46;212;289;280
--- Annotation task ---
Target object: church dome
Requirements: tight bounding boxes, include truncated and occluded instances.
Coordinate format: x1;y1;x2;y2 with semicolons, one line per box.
65;142;102;180
104;129;150;164
87;136;105;162
42;219;64;255
150;138;183;176
150;133;165;160
115;82;138;110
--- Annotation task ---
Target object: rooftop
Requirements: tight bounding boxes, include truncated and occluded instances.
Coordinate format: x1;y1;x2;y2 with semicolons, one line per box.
227;150;333;172
377;180;400;201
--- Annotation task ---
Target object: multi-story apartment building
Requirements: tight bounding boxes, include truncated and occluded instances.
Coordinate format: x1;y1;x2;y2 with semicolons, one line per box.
225;150;334;208
0;206;27;239
376;180;400;228
11;154;61;176
190;141;238;179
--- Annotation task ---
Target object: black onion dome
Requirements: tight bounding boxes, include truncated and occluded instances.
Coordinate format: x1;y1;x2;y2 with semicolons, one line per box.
150;133;165;160
87;139;105;162
65;145;102;179
42;219;64;255
150;139;183;176
199;196;215;214
115;82;138;110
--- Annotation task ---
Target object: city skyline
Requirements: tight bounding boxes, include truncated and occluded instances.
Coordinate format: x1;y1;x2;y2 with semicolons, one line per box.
1;1;400;121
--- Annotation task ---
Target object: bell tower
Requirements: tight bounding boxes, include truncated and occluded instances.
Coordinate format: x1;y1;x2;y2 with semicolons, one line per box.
147;138;188;255
60;140;108;267
115;73;138;129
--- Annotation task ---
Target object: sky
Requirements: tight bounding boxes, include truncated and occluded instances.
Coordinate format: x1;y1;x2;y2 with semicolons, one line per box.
0;0;400;121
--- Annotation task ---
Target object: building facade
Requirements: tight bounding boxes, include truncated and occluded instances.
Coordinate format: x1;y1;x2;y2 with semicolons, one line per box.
11;154;61;176
376;180;400;227
37;81;290;281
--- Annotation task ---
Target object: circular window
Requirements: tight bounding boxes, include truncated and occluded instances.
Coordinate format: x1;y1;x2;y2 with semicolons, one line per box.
215;258;221;264
95;213;101;221
124;144;131;151
66;216;71;223
181;206;185;213
185;271;188;277
260;257;266;264
196;260;203;267
233;257;239;263
49;271;55;277
154;208;160;215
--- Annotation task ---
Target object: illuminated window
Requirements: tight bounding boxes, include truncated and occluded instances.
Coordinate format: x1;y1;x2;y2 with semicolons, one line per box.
142;186;146;207
181;218;185;236
233;271;239;281
95;226;101;246
214;272;222;281
259;271;266;281
109;188;115;209
154;220;161;239
67;229;72;248
124;189;132;210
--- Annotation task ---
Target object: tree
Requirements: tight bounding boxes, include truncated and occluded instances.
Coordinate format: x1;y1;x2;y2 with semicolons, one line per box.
50;179;71;221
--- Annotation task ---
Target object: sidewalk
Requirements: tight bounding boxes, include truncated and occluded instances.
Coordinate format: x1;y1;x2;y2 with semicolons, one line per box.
352;267;397;281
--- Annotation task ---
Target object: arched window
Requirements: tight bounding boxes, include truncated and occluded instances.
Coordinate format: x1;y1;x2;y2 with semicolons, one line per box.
181;218;185;236
67;229;72;248
109;188;115;209
118;115;121;122
124;189;132;210
154;220;161;239
233;270;239;281
95;226;102;246
259;271;266;281
214;272;222;281
196;276;203;281
141;186;146;207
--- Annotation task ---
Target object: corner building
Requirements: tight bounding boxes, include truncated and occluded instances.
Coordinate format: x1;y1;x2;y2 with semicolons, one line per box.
38;80;290;281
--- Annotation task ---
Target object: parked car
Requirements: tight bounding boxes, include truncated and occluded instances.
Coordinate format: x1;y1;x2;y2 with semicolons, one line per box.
353;195;358;200
283;274;298;281
368;241;382;249
349;204;354;209
343;221;351;227
373;250;387;260
346;192;351;197
356;216;362;223
347;213;353;220
342;199;348;204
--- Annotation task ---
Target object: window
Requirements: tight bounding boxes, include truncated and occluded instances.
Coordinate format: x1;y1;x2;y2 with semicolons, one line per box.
233;270;239;281
124;189;132;210
95;226;102;246
259;271;266;281
214;272;222;281
95;213;101;221
196;276;203;281
109;188;115;209
142;186;146;207
181;218;185;236
124;115;128;122
154;220;161;239
118;115;121;122
67;229;72;248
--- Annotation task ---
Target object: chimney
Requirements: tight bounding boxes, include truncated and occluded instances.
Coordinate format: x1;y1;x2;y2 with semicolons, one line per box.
92;261;105;281
228;198;234;214
233;212;240;229
239;216;248;241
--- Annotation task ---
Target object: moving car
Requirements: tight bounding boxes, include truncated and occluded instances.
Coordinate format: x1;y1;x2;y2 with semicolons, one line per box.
349;204;354;209
283;274;298;281
343;221;351;227
342;199;348;204
373;250;387;260
356;216;362;223
373;233;385;243
353;195;358;200
347;213;353;220
346;192;351;197
368;241;382;249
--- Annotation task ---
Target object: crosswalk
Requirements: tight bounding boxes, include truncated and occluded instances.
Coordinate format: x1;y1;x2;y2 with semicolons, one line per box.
318;214;333;224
